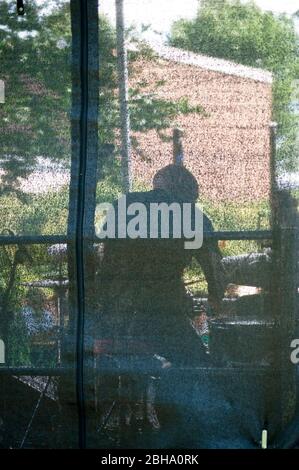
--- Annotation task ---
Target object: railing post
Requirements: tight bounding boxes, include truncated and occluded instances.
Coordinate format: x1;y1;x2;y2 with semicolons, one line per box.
115;0;132;192
269;122;278;229
173;128;184;166
272;190;298;429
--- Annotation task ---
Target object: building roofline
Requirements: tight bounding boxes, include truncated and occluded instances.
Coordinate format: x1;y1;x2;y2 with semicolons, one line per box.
148;42;273;84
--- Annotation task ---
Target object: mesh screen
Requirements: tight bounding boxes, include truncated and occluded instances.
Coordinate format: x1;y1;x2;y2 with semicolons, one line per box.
0;0;298;449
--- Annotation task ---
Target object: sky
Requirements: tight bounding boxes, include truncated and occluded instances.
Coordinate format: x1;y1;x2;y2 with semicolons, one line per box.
100;0;299;40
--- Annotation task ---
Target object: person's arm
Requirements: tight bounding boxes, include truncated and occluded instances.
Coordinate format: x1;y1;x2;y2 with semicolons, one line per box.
194;215;227;310
195;241;227;309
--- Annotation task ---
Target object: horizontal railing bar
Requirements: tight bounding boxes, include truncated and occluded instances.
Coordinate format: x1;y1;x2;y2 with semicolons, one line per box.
0;367;71;376
0;230;273;246
0;235;68;246
0;364;279;376
199;230;273;241
92;230;273;242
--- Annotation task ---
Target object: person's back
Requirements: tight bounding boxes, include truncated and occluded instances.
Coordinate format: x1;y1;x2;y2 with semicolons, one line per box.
97;166;226;365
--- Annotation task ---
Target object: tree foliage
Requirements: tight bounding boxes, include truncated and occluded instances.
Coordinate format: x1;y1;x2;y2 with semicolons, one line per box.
169;0;299;170
0;0;204;196
0;0;72;194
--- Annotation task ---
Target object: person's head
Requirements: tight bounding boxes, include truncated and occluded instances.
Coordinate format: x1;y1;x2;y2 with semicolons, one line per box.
153;164;199;203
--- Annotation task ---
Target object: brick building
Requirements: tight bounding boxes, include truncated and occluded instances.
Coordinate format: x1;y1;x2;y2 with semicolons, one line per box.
129;44;273;203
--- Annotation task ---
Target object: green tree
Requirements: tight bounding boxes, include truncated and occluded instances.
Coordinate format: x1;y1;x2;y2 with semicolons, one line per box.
169;0;299;170
0;0;204;196
0;1;71;195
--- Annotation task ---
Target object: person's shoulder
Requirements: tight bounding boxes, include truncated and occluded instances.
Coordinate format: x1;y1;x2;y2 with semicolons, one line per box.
203;213;214;233
189;203;214;232
113;190;150;203
114;189;171;205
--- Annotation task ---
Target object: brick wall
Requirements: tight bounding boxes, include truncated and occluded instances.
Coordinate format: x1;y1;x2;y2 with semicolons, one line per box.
129;56;272;203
